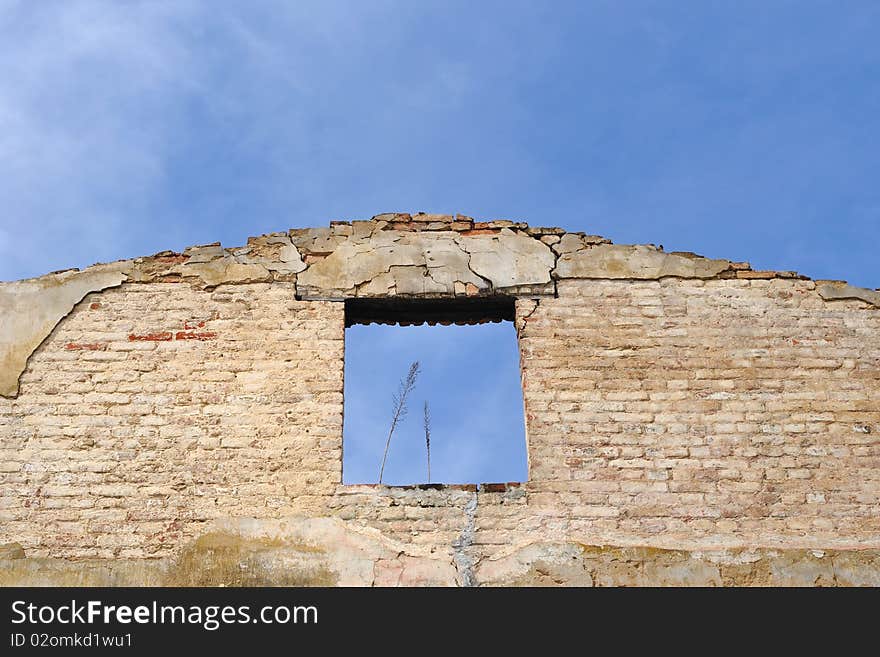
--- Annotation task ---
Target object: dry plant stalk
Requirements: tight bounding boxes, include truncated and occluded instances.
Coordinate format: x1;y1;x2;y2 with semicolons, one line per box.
378;361;420;484
424;400;431;483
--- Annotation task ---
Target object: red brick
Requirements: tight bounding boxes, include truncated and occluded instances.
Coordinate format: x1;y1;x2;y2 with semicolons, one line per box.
128;331;173;342
175;331;217;341
64;342;106;351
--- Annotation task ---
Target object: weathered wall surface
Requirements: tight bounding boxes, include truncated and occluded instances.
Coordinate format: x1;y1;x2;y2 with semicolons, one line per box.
520;279;880;549
1;283;344;558
1;212;879;586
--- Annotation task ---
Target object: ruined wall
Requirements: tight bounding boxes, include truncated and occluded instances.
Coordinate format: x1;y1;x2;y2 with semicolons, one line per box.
0;284;343;558
1;212;879;586
520;279;880;549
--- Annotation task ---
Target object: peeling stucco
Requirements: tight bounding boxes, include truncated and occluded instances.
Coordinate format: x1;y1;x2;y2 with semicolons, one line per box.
3;528;880;586
816;281;880;308
0;517;459;587
556;243;732;280
1;211;875;399
0;264;127;397
295;227;556;299
476;541;880;587
173;256;273;288
459;228;555;288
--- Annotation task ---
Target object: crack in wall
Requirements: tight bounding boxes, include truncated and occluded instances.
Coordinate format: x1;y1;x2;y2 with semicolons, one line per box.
515;299;541;339
4;212;879;399
453;491;478;587
462;248;495;291
0;266;128;397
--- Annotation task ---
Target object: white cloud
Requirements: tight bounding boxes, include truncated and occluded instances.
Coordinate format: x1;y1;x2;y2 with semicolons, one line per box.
0;1;486;280
0;1;203;279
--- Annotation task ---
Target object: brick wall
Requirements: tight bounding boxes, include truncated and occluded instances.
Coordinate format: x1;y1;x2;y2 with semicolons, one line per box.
519;278;880;548
1;267;879;581
0;283;344;558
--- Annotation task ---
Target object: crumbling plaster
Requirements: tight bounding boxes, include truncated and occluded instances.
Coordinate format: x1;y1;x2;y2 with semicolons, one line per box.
3;519;880;586
2;211;880;587
0;264;128;397
3;212;877;400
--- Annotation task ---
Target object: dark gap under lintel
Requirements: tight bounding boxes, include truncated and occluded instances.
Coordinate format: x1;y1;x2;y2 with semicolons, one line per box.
344;296;516;327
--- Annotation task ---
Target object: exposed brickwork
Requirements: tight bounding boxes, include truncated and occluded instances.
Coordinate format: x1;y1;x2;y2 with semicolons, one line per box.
519;279;880;548
0;283;344;558
64;343;106;351
1;214;879;585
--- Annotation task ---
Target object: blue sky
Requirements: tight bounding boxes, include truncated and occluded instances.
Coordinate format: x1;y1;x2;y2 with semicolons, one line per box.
344;323;526;485
2;2;878;482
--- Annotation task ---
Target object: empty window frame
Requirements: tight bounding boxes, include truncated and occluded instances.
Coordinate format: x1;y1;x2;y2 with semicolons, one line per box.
342;298;528;486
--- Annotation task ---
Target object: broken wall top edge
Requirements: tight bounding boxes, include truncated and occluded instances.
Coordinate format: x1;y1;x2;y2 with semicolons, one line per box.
6;213;873;294
2;212;878;399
